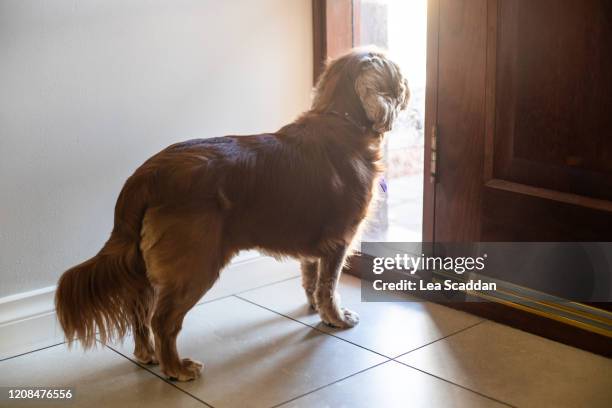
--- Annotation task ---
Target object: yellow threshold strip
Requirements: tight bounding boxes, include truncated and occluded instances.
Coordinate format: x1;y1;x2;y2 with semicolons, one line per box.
466;290;612;338
429;273;612;338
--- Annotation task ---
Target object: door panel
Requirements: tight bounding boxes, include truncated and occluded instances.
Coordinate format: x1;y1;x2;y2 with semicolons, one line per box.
435;0;612;242
493;0;612;201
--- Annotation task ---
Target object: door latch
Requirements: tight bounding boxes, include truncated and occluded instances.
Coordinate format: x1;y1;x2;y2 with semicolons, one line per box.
430;125;437;184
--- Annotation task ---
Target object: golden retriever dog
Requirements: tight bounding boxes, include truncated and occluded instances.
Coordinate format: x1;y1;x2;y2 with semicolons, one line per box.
55;48;409;381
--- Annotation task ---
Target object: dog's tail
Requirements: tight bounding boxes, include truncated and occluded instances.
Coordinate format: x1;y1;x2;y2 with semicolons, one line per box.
55;171;153;348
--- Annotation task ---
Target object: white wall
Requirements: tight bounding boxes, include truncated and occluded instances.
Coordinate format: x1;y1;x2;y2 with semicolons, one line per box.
0;0;313;297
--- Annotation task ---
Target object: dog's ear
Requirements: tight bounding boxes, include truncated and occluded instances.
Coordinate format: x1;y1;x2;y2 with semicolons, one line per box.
354;54;409;133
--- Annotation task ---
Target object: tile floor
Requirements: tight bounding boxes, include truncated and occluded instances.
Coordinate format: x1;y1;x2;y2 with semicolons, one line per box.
1;258;610;408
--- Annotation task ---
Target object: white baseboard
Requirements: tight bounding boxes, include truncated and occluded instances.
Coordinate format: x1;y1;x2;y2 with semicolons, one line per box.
0;285;57;326
0;285;60;360
0;254;298;360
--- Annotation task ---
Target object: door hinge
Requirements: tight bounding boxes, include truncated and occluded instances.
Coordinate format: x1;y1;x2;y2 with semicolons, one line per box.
430;125;438;184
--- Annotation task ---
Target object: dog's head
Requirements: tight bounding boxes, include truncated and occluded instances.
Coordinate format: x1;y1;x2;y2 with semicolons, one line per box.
312;48;410;133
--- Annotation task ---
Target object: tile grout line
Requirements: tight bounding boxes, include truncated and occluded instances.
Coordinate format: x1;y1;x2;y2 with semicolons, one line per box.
103;340;216;408
394;360;517;408
0;341;66;363
392;319;487;359
234;275;301;297
268;360;390;408
195;276;301;307
387;320;519;407
233;294;392;360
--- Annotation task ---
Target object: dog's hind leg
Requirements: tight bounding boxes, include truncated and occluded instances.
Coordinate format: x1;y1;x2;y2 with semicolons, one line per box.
141;209;226;381
315;246;360;328
300;260;319;309
132;285;156;365
150;281;212;381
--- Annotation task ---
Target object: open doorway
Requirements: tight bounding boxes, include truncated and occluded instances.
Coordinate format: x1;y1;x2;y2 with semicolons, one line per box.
355;0;428;243
313;0;428;244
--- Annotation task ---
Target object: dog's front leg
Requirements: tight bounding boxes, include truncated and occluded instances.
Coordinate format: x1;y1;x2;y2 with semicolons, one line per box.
300;260;319;310
315;246;360;328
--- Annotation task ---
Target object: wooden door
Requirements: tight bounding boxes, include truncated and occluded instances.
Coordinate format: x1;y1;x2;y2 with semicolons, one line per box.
429;0;612;242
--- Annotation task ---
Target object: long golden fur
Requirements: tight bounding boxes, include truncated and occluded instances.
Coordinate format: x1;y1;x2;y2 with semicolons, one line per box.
55;48;409;381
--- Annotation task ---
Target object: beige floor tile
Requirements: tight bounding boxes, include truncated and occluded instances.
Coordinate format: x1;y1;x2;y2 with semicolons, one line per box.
398;321;612;408
280;361;507;408
108;296;386;408
0;343;204;408
239;274;483;358
200;257;299;303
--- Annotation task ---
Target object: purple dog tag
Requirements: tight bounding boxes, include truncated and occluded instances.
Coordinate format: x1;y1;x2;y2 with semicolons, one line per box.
379;177;387;193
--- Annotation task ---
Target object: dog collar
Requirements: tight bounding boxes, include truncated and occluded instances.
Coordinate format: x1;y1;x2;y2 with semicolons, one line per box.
326;110;369;133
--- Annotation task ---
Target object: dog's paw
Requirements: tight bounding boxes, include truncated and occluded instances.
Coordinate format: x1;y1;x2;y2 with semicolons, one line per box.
134;353;159;366
133;346;159;365
164;358;203;382
306;293;318;312
320;307;360;329
340;308;360;327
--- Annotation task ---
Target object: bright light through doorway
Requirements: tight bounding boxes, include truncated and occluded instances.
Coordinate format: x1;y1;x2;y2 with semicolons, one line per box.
357;0;427;243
